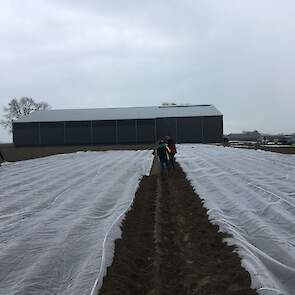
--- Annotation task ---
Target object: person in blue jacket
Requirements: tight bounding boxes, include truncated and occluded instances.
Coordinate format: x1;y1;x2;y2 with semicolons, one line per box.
0;151;4;166
157;139;171;175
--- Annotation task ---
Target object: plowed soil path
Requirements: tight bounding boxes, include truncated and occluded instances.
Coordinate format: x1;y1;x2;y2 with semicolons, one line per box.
99;163;258;295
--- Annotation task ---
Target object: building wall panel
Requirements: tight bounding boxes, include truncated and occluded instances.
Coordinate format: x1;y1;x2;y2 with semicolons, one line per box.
65;121;91;145
13;115;223;146
13;123;39;146
117;120;136;144
203;116;223;143
137;119;155;143
40;122;64;145
92;120;116;144
176;117;202;143
156;118;177;141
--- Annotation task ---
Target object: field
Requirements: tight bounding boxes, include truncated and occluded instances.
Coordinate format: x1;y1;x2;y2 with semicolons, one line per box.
99;165;257;295
0;151;153;295
0;145;294;295
177;145;295;295
0;144;153;162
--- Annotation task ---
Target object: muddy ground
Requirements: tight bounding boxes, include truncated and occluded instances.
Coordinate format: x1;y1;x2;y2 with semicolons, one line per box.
0;144;154;162
99;163;258;295
1;143;294;163
229;144;295;154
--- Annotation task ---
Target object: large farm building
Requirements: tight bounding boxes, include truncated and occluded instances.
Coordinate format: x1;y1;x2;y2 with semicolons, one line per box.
13;105;223;146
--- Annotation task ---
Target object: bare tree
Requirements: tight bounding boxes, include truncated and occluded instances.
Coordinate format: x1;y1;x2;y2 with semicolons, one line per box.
1;97;50;133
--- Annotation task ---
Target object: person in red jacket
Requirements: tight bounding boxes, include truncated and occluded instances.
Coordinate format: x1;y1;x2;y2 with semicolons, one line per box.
165;136;177;169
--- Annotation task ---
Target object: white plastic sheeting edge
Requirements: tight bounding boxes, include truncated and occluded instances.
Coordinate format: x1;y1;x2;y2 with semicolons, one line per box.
177;144;295;295
90;156;154;295
89;197;133;295
0;150;154;295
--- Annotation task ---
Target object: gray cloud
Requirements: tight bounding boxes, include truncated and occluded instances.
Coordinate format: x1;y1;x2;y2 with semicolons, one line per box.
1;0;295;142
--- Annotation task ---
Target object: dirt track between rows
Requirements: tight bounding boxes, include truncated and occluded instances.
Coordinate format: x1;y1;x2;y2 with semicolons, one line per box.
99;163;258;295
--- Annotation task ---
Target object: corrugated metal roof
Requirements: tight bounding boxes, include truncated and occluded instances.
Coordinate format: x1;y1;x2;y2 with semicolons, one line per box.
15;105;222;123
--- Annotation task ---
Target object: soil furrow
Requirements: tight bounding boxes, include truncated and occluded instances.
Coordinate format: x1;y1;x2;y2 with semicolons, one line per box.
98;162;258;295
98;175;157;295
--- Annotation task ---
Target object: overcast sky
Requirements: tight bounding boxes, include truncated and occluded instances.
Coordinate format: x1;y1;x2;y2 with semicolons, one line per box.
1;0;295;142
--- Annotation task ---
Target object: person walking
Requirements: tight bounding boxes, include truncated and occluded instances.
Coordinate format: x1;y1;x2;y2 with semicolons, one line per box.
0;151;4;167
157;139;171;175
165;136;177;169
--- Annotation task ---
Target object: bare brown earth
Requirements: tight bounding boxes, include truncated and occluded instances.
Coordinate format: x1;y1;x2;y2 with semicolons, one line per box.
1;142;294;163
0;144;154;162
258;146;295;154
99;175;157;295
99;163;258;295
227;143;295;154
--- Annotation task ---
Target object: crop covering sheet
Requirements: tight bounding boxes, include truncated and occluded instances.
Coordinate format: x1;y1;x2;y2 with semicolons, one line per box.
177;145;295;295
0;150;153;295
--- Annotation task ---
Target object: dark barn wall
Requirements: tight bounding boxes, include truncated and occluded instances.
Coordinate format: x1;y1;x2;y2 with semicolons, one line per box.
203;116;223;143
13;122;40;146
176;117;202;143
65;121;91;145
40;122;64;145
156;116;223;144
137;119;155;144
117;120;136;144
13;115;223;146
156;118;177;141
93;120;116;144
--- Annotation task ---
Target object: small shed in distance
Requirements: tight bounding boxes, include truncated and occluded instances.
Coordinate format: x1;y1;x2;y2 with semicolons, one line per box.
13;105;223;146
